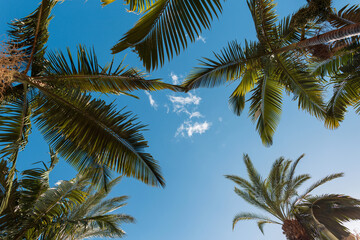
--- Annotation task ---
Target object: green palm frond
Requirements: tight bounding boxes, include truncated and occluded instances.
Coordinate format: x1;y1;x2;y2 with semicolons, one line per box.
14;178;88;240
249;69;283;146
232;212;280;230
247;0;278;46
228;69;259;116
39;45;183;94
275;53;325;119
0;89;31;214
324;53;360;129
8;0;58;75
26;85;164;187
183;41;262;90
0;92;31;159
124;0;154;13
227;154;346;236
112;0;223;70
325;74;360;129
296;173;344;205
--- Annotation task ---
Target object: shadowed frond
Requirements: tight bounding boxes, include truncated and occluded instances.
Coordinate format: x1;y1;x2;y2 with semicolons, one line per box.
329;4;360;28
39;45;183;94
25;85;165;187
296;194;360;239
247;0;278;46
8;0;58;75
112;0;223;71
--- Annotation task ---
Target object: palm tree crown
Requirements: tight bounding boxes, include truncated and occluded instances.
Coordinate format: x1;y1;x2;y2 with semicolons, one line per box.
0;0;185;206
0;152;134;240
226;154;360;239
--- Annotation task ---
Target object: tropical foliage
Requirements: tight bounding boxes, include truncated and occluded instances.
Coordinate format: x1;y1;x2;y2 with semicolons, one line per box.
226;154;360;240
0;0;185;205
111;0;224;70
112;0;360;145
0;152;134;240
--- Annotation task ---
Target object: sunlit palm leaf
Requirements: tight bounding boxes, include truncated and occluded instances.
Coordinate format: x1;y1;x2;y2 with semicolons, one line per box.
183;40;262;89
249;69;283;146
124;0;154;13
26;84;165;187
275;53;325;119
112;0;223;70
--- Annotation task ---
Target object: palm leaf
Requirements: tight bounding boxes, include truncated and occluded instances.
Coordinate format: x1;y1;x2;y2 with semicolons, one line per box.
38;45;183;94
24;82;165;187
124;0;154;12
296;173;344;204
183;40;262;90
8;0;57;75
232;212;280;230
249;68;283;146
0;89;31;214
275;53;325;119
329;4;360;28
247;0;278;47
112;0;223;70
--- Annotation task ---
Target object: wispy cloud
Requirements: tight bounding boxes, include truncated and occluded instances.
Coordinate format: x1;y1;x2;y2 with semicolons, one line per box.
218;117;223;122
196;35;206;43
169;93;202;115
175;121;211;137
176;121;211;137
190;111;203;119
170;72;180;85
145;91;158;109
169;93;201;106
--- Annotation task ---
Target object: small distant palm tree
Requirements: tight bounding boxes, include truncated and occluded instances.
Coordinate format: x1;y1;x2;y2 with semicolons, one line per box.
226;154;360;240
0;151;134;240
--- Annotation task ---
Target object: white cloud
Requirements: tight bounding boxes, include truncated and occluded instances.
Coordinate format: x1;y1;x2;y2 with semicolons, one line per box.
170;72;180;85
190;111;203;119
218;117;223;122
145;91;158;109
169;93;201;115
196;35;206;43
176;121;211;137
169;93;201;106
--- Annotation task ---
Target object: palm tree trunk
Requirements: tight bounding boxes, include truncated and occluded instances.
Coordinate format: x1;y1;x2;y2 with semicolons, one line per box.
282;219;311;240
278;23;360;53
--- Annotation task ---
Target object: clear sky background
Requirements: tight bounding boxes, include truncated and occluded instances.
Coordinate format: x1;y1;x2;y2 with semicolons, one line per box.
2;0;360;239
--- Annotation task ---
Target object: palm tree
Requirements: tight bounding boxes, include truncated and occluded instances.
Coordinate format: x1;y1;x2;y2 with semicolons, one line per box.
0;151;135;240
111;0;360;70
181;0;360;146
0;0;184;212
226;154;360;240
111;0;360;145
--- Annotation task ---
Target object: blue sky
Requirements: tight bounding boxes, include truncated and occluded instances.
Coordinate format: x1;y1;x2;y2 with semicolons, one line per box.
2;0;360;239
